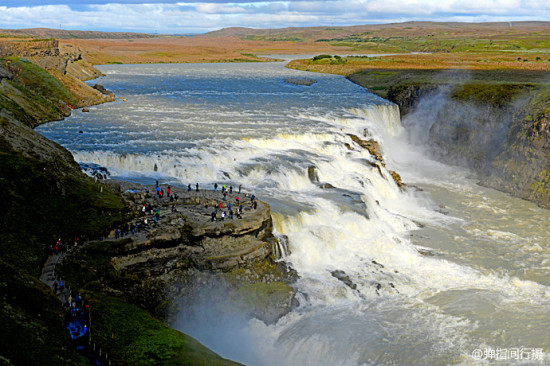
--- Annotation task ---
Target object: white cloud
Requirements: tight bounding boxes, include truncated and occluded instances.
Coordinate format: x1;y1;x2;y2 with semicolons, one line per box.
195;3;248;14
0;1;548;33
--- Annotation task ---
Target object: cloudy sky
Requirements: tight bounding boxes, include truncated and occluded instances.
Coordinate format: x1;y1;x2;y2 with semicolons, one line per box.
1;0;549;34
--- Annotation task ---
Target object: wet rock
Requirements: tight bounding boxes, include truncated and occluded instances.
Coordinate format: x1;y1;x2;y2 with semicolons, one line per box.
390;170;407;189
285;78;317;86
331;270;357;290
307;165;319;183
79;162;110;180
82;108;90;112
417;248;439;256
308;166;335;188
93;84;115;98
348;134;384;161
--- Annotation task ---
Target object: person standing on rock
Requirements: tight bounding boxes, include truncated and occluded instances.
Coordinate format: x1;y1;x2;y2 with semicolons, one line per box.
238;184;242;194
196;183;199;192
214;183;218;192
167;185;171;197
211;210;217;221
188;184;191;192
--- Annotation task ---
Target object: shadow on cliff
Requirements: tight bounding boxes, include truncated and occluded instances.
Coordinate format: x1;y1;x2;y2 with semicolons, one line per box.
399;69;534;174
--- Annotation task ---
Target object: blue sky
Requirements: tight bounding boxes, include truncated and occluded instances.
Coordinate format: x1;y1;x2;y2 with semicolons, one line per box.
1;0;549;34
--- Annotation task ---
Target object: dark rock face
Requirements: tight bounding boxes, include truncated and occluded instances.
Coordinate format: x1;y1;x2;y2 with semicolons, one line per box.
387;81;550;208
387;83;441;117
331;270;357;290
0;64;12;79
93;84;115;98
480;92;550;208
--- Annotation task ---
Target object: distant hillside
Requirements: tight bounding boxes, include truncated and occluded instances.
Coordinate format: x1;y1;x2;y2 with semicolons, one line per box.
0;27;154;39
205;21;550;45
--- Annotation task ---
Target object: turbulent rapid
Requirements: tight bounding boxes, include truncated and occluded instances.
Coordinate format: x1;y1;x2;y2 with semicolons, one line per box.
37;61;550;365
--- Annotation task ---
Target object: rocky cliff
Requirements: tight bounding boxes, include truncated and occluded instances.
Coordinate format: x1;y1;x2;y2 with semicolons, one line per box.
0;39;243;366
58;180;297;328
352;71;550;209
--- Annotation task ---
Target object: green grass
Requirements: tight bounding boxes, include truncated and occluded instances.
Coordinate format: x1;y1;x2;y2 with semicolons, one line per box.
319;34;550;54
347;68;550;100
0;139;128;276
85;294;240;366
450;83;535;108
1;57;79;126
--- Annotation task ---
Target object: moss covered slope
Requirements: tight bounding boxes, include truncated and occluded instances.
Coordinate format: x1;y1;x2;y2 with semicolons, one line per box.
0;53;128;365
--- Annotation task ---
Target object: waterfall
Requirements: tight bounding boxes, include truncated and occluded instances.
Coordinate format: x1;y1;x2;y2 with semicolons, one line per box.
347;103;404;138
37;63;550;366
272;236;291;260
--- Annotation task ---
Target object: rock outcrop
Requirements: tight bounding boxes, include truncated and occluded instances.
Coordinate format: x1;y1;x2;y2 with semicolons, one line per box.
480;89;550;207
285;77;317;86
372;78;550;208
347;134;407;189
79;180;299;324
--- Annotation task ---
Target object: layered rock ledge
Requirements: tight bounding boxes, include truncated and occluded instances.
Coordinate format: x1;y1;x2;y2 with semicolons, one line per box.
104;180;276;273
78;179;299;324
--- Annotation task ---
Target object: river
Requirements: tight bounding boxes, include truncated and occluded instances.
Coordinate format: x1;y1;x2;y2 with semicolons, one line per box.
36;60;550;365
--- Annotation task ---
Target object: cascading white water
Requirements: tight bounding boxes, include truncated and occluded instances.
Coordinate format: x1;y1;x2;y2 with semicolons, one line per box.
37;61;550;365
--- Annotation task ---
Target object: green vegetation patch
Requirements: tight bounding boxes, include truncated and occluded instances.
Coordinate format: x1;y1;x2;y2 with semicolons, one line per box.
0;260;87;366
1;57;79;126
0;136;127;276
4;57;76;104
86;294;239;366
450;83;535;108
